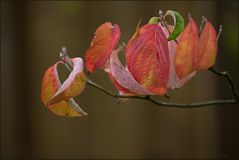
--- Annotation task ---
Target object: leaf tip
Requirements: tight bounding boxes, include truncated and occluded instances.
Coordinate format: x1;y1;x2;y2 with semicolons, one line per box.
148;17;159;24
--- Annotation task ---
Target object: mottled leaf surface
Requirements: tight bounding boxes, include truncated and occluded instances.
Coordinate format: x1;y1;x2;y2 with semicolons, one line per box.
85;22;120;72
108;47;152;95
175;17;198;79
126;23;169;95
197;20;217;69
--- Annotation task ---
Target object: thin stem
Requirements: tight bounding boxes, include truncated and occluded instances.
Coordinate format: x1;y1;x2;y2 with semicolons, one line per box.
209;67;239;100
59;46;73;70
59;47;238;108
86;78;116;97
147;98;237;108
86;77;237;108
86;77;238;108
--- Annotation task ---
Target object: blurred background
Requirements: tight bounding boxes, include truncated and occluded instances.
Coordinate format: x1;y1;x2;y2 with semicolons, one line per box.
1;1;238;159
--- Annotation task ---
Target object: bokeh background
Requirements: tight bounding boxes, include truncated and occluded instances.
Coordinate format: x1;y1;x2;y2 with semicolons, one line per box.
1;1;238;159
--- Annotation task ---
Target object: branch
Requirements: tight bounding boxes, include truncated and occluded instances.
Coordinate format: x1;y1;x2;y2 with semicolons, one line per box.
59;47;238;108
209;67;239;100
86;73;238;108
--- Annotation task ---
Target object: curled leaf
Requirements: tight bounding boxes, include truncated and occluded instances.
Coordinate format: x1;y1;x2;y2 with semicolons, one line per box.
108;46;152;95
175;17;198;79
41;58;86;117
85;22;120;73
48;58;86;105
197;20;217;70
126;23;169;95
165;10;184;41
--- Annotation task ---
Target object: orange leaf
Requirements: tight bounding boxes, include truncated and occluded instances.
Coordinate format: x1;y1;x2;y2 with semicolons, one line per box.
41;58;86;117
85;22;120;72
47;58;86;105
175;17;198;79
161;25;196;89
197;20;217;70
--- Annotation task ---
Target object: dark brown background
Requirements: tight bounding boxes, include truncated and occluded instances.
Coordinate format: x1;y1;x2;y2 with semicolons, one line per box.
1;1;238;159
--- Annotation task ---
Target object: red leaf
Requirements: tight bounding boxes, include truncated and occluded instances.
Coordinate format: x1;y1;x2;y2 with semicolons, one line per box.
41;58;86;117
175;17;198;79
126;23;169;95
107;46;152;95
197;20;217;70
85;22;120;72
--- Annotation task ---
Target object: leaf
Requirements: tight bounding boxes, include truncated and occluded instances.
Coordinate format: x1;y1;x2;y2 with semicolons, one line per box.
126;23;169;95
161;25;196;89
41;58;86;117
175;17;198;79
108;72;136;104
148;17;159;24
85;22;121;73
108;72;131;93
197;20;217;70
165;10;184;41
108;46;152;95
48;58;86;105
167;39;196;89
